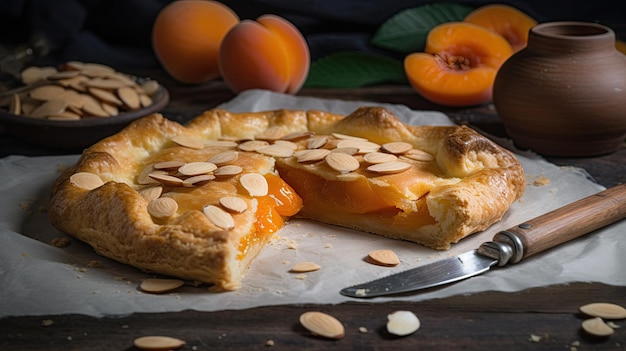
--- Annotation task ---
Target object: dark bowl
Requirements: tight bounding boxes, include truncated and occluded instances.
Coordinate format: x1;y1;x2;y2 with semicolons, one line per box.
0;84;169;151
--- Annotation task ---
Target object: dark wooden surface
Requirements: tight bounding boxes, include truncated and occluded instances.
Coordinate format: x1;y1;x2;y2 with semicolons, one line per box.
1;69;625;350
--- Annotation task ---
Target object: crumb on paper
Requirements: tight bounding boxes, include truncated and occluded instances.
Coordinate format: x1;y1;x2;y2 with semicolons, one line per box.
294;274;307;280
287;240;298;250
19;198;36;212
324;243;333;249
86;260;102;268
533;176;551;186
51;237;71;248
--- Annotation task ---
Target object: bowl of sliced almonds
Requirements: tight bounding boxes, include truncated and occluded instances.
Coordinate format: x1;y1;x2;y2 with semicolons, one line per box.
0;61;169;150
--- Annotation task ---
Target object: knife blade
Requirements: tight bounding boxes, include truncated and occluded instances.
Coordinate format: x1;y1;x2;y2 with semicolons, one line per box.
341;183;626;298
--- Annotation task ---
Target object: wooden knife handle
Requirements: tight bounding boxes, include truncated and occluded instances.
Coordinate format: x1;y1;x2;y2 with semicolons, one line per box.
501;183;626;262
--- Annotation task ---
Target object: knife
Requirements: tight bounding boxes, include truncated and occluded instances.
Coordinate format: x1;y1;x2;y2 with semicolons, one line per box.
341;183;626;298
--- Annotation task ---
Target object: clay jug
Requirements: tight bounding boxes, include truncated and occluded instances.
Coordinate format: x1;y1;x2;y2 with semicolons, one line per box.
493;21;626;156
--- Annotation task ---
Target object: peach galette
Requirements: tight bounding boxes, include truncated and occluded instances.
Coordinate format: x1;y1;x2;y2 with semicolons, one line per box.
49;107;525;290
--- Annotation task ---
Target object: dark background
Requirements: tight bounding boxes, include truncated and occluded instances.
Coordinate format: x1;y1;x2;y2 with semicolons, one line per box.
0;0;624;72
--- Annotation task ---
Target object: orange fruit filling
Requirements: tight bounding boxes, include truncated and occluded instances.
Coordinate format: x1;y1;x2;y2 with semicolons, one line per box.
238;173;303;259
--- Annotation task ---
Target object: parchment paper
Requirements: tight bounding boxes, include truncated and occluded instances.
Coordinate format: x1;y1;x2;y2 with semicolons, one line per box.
1;89;623;318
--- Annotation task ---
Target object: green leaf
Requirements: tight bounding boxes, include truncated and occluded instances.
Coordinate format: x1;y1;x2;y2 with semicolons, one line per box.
371;3;474;53
304;51;408;89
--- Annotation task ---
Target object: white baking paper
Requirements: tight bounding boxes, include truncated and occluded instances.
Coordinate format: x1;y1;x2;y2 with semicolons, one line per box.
1;89;623;318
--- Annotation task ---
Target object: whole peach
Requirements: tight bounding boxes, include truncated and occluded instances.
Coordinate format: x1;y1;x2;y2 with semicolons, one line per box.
152;0;239;84
219;14;310;94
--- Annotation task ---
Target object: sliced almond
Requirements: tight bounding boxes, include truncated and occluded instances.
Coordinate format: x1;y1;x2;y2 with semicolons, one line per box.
255;126;284;141
273;140;299;150
367;161;411;175
299;311;345;339
88;87;122;106
336;139;380;154
387;310;420;336
325;152;360;173
21;66;56;84
140;278;184;294
81;62;116;74
182;174;215;187
205;140;239;148
148;173;184;187
137;165;160;185
82;97;109;117
29;85;65;101
85;77;127;89
203;204;235;230
147;197;178;218
118;86;141;110
368;249;400;266
70;172;104;190
178;162;217;176
133;336;186;350
214;165;243;177
331;133;367;141
363;152;398;164
141;80;160;95
207;150;239;165
29;99;68;118
219;196;248;213
153;160;185;170
238;140;269;152
256;144;294;158
581;317;615;337
240;173;269;197
307;136;328;149
64;61;85;71
139;93;153;107
138;186;163;202
58;89;85;108
171;135;204;150
291;262;321;273
579;303;626;319
47;70;81;80
281;131;314;141
382;141;413;155
61;75;89;91
296;149;331;163
100;102;118;116
331;147;359;155
402;149;434;162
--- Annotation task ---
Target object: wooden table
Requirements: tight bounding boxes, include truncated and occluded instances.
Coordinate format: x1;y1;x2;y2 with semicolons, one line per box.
1;72;624;350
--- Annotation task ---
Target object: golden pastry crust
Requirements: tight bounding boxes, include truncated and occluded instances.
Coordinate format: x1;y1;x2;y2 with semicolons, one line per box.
49;107;525;290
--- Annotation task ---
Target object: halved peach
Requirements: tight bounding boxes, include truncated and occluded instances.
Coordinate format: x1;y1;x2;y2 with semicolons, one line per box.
404;22;513;106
